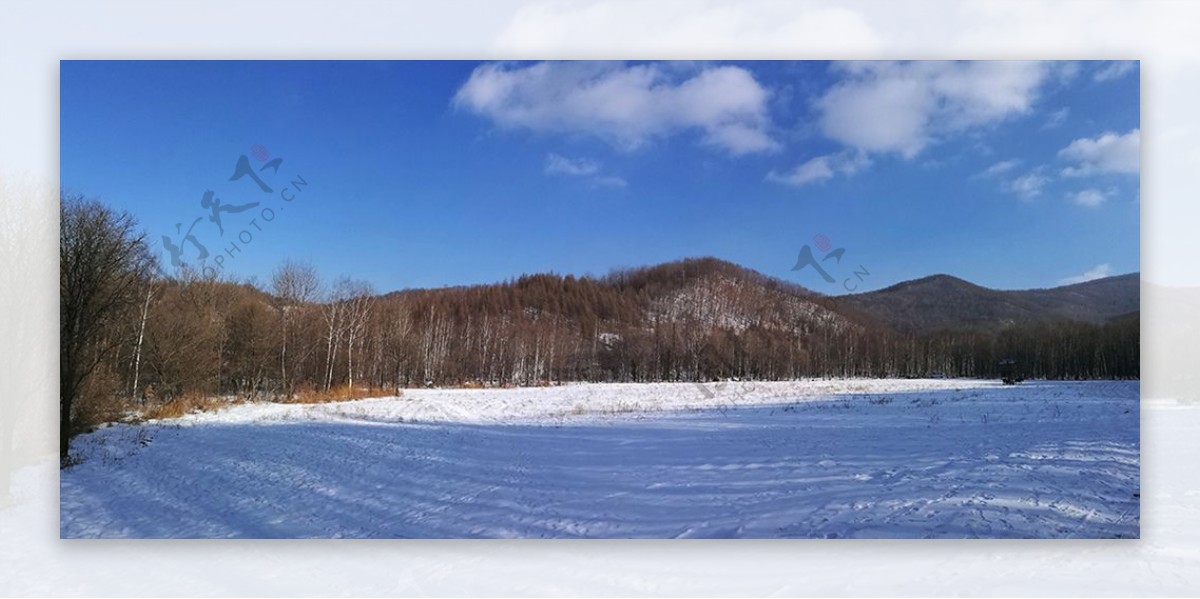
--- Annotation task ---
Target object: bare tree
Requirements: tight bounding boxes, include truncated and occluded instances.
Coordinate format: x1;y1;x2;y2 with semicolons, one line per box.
321;295;346;391
420;304;452;384
129;283;155;402
60;193;154;462
334;278;374;389
271;260;321;395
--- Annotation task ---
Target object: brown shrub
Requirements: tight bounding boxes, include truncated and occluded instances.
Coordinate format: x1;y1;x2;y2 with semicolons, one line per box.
141;391;226;421
72;384;397;433
72;369;131;432
282;384;395;404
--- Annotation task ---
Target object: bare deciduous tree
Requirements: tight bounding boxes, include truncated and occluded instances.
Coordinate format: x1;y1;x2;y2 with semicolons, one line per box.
335;277;374;390
60;193;154;462
271;260;321;395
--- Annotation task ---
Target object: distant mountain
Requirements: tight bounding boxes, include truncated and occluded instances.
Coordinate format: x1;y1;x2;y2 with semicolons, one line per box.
1022;273;1141;322
841;272;1139;333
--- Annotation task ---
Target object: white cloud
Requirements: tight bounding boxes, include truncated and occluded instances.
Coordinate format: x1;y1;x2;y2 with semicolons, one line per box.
768;157;833;186
979;159;1020;177
1059;263;1115;285
1007;171;1049;200
544;153;600;176
543;153;625;189
1094;60;1138;82
1059;129;1140;176
767;151;870;187
816;61;1057;158
1070;188;1113;208
454;62;779;155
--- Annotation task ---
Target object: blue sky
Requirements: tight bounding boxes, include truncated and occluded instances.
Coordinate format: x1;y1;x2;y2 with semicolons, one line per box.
60;60;1139;295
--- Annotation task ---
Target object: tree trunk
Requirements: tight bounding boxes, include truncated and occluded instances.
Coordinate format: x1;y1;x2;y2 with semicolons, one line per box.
131;285;153;402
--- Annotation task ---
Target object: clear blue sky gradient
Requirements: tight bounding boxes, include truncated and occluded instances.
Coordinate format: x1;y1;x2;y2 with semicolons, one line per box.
60;61;1140;295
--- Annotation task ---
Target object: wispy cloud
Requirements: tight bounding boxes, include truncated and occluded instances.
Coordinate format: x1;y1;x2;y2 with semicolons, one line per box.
1070;187;1114;208
1007;171;1049;200
1059;129;1140;176
978;159;1020;178
1042;107;1070;129
767;151;870;188
455;62;779;155
592;175;628;189
543;153;625;189
544;153;600;176
1093;60;1137;82
1059;263;1114;285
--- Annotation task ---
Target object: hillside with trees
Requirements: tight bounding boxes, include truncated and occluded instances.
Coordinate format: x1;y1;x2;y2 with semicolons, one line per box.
60;194;1141;459
843;273;1139;333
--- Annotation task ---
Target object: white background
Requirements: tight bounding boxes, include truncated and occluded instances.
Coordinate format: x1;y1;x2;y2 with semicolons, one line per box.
2;1;1198;596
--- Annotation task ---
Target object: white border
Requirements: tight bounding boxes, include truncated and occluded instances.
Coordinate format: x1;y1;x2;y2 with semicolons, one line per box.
3;1;1197;596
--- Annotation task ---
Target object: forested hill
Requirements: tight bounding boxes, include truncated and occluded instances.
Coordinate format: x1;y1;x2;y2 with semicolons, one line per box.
383;256;871;336
60;198;1140;459
841;272;1140;333
354;256;1137;383
383;257;1138;335
87;255;1141;413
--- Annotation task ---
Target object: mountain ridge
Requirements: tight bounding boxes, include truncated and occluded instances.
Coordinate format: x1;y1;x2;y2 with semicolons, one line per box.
379;257;1138;335
841;270;1138;333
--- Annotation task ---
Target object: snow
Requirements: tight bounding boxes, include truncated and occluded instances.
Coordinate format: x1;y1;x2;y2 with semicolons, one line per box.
60;379;1139;539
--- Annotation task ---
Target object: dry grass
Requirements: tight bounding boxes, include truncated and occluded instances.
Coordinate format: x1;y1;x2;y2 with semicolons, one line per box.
141;392;228;420
282;384;396;404
74;384;397;433
74;390;226;431
73;370;133;432
73;393;133;432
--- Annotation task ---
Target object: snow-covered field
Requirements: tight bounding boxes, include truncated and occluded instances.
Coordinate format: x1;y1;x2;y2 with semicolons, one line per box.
60;379;1139;539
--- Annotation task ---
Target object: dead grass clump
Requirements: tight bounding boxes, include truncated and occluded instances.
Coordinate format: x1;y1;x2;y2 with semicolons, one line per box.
73;394;135;432
608;401;639;414
283;384;394;404
72;370;134;432
141;391;226;421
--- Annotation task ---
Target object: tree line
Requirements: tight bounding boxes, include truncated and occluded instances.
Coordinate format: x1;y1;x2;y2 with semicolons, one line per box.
61;195;1139;459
